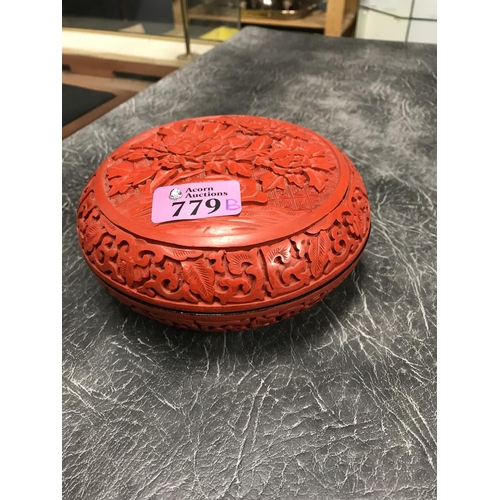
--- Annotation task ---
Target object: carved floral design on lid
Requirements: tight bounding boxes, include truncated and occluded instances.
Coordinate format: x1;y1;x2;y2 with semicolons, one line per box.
102;116;341;231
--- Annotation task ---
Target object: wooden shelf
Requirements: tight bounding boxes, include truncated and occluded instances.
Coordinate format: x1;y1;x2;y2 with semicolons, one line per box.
188;5;326;30
188;4;356;34
342;11;356;32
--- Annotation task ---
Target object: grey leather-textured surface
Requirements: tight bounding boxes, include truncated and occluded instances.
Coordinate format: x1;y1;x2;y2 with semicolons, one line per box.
62;27;436;499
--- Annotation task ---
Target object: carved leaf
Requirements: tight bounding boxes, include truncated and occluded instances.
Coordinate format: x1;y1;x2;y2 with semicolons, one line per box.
131;168;155;186
214;145;232;157
157;161;179;170
259;172;278;191
274;176;286;190
271;149;290;159
86;223;99;241
189;142;212;157
238;178;268;204
280;137;301;149
150;169;178;191
124;150;150;161
299;156;311;168
249;136;272;151
183;259;215;302
138;179;152;195
289;128;308;140
226;160;252;177
171;121;185;133
207;140;223;153
269;163;288;176
134;158;150;170
84;223;102;252
227;251;254;275
112;149;134;160
129;138;154;149
266;244;291;264
235;149;257;161
274;157;294;168
108;162;133;180
286;174;306;188
270;132;285;141
148;141;167;152
218;125;237;138
157;125;176;136
108;178;132;196
163;248;204;261
146;150;169;159
150;158;161;171
255;157;271;167
305;169;328;192
168;143;190;154
203;122;223;134
308;231;330;278
303;143;324;156
310;157;332;171
179;158;204;170
185;121;203;134
229;136;252;149
205;161;224;174
157;156;180;169
259;171;286;191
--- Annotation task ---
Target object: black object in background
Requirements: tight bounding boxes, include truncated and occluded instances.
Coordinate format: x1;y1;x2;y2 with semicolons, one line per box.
62;84;116;126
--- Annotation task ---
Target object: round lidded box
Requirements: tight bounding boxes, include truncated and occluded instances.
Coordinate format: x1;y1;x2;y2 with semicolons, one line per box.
77;115;370;331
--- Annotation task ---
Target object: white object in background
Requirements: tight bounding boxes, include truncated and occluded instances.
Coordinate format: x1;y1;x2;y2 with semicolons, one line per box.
356;0;437;44
360;0;413;18
408;20;437;43
62;29;214;67
412;0;437;20
355;8;409;42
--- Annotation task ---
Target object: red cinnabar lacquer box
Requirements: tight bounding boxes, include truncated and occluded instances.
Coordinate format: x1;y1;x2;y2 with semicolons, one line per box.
77;116;371;331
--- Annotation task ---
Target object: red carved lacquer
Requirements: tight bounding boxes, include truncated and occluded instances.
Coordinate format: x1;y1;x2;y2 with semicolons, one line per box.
76;115;371;331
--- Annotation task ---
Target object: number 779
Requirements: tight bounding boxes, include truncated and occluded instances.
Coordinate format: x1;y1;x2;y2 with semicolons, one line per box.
171;198;221;217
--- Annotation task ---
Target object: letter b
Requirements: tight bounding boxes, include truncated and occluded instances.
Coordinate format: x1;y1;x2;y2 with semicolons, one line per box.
226;199;241;211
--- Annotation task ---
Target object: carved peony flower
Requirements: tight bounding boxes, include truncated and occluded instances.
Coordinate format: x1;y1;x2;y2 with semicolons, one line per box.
106;117;337;200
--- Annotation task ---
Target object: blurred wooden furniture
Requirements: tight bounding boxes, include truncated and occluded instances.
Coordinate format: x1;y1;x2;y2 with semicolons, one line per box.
324;0;358;36
187;0;358;36
63;53;178;79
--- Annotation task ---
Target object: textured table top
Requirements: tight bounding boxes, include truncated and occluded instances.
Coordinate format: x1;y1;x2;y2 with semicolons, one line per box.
62;27;436;500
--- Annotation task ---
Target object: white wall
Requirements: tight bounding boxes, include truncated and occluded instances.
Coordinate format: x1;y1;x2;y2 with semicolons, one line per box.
355;0;437;44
